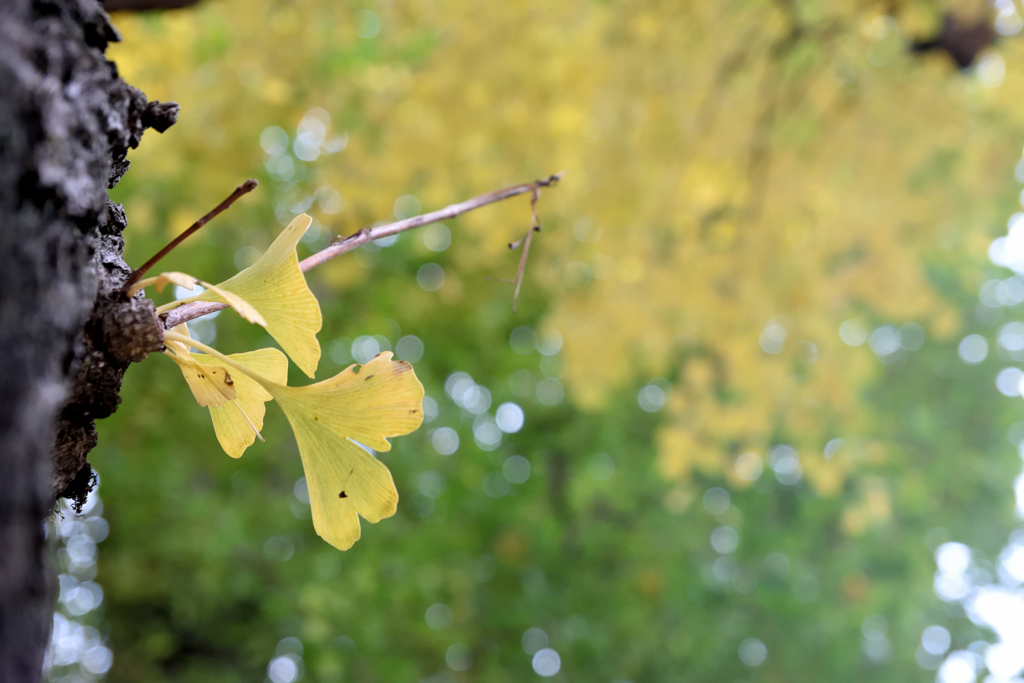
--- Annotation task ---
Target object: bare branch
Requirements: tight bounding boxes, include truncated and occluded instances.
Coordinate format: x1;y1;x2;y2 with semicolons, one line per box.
161;173;563;329
298;173;563;272
123;179;258;295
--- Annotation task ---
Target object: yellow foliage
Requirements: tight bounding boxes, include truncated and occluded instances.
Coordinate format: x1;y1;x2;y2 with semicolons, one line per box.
109;0;1016;507
841;476;893;535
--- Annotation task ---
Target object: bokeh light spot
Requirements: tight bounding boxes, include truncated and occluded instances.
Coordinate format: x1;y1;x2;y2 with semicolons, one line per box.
734;452;763;481
958;334;989;364
393;194;421;219
522;628;549;655
431;427;459;456
260;126;289;155
267;655;300;683
532;648;561;676
588;453;615;481
422;224;451;252
396;335;424;362
417;263;445;291
702;487;730;514
536;378;564;405
445;643;472;671
839;320;868;346
502;455;531;484
425;603;452;631
738;638;767;666
509;326;537;354
356;9;380;39
638;383;666;412
711;526;739;554
921;625;951;656
495;402;525;433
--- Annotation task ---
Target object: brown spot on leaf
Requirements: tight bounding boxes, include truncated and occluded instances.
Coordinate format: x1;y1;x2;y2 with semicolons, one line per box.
364;374;375;381
339;491;348;499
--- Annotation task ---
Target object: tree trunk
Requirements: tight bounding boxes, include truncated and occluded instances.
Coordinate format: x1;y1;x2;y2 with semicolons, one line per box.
0;1;169;680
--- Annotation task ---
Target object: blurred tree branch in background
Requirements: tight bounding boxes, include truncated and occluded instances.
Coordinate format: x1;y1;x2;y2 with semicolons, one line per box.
911;14;996;68
103;0;199;11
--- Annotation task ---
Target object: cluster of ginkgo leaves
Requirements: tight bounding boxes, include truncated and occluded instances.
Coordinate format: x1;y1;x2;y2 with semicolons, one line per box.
129;214;424;551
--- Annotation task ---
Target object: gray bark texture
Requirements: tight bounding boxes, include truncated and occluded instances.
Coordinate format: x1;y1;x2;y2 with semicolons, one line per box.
0;1;171;680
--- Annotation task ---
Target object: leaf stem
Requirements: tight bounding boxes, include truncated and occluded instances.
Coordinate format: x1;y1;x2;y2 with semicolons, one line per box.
155;294;201;315
126;276;161;296
163;331;270;386
163;337;267;441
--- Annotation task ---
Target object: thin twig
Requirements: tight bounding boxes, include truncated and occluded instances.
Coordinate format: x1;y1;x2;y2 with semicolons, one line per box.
510;188;543;313
298;173;563;272
162;173;564;329
123;179;258;295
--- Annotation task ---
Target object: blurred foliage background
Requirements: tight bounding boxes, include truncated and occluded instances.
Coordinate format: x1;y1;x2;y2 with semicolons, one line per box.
42;0;1024;681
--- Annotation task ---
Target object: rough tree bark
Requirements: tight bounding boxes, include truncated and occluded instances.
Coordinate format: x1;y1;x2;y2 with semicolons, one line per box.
0;1;170;680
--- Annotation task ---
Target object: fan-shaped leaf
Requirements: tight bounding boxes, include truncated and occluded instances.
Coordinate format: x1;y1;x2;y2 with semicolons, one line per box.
196;214;322;377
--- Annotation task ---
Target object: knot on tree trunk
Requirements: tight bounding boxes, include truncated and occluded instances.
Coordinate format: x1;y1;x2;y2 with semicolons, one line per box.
53;201;166;505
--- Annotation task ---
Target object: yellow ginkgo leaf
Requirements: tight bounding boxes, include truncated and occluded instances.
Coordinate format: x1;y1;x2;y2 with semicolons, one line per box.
268;352;423;550
155;272;267;327
168;353;237;408
195;214;323;377
197;348;288;458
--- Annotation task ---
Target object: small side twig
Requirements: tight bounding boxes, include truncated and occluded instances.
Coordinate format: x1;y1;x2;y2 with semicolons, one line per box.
122;179;258;296
162;173;564;329
508;187;543;313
